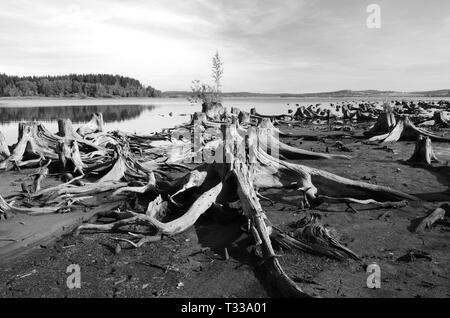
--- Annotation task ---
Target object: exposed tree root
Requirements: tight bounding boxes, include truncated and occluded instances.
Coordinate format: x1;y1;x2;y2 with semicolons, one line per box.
314;196;408;209
250;108;291;121
0;194;67;216
57;140;86;174
276;214;360;260
112;174;157;196
415;203;449;233
232;161;309;297
78;182;223;236
31;180;127;202
256;119;351;160
32;160;52;193
113;234;162;248
368;115;450;143
97;145;155;183
251;131;415;205
168;168;209;204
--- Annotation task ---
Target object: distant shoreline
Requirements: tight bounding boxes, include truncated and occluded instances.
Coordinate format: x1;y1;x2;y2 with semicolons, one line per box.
2;89;450;101
162;89;450;99
1;95;450;105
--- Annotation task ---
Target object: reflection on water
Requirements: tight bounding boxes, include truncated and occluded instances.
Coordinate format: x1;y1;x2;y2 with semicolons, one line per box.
0;97;313;144
0;100;200;144
0;104;155;124
1;96;449;145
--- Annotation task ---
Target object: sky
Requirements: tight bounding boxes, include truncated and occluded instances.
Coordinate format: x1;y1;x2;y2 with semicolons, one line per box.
0;0;449;93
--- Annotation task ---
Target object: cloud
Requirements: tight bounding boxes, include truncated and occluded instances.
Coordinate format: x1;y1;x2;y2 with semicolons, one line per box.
0;0;449;92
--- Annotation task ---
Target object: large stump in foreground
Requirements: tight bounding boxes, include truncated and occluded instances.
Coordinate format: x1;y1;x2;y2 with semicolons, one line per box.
74;121;414;297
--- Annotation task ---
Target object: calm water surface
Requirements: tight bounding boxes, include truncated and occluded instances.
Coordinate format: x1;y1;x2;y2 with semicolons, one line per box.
0;97;449;147
0;97;357;144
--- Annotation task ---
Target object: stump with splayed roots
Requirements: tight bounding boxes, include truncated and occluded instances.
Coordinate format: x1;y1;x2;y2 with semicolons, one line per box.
407;136;440;165
367;115;450;143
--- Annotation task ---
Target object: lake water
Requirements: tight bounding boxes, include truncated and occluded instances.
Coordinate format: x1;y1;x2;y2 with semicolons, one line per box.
0;96;449;145
0;96;358;144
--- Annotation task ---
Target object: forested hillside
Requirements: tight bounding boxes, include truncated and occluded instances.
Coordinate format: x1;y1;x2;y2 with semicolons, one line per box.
0;74;161;98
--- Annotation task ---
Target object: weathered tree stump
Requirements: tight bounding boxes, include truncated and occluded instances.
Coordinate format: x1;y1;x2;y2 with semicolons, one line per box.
364;111;397;137
433;111;450;127
58;119;83;140
368;115;450;143
0;131;10;161
201;102;225;121
77;113;105;136
407;136;440;165
415;203;449;232
238;111;251;125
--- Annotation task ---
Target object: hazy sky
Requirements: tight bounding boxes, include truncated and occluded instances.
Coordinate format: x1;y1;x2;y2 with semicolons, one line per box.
1;0;449;93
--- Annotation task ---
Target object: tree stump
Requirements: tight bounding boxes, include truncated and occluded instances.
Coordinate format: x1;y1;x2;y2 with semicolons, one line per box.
407;136;440;165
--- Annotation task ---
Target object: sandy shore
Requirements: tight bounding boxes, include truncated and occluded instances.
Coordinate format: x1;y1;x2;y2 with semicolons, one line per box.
0;121;448;298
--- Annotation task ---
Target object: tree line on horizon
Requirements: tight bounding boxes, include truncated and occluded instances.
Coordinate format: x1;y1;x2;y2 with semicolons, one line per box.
0;74;162;98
